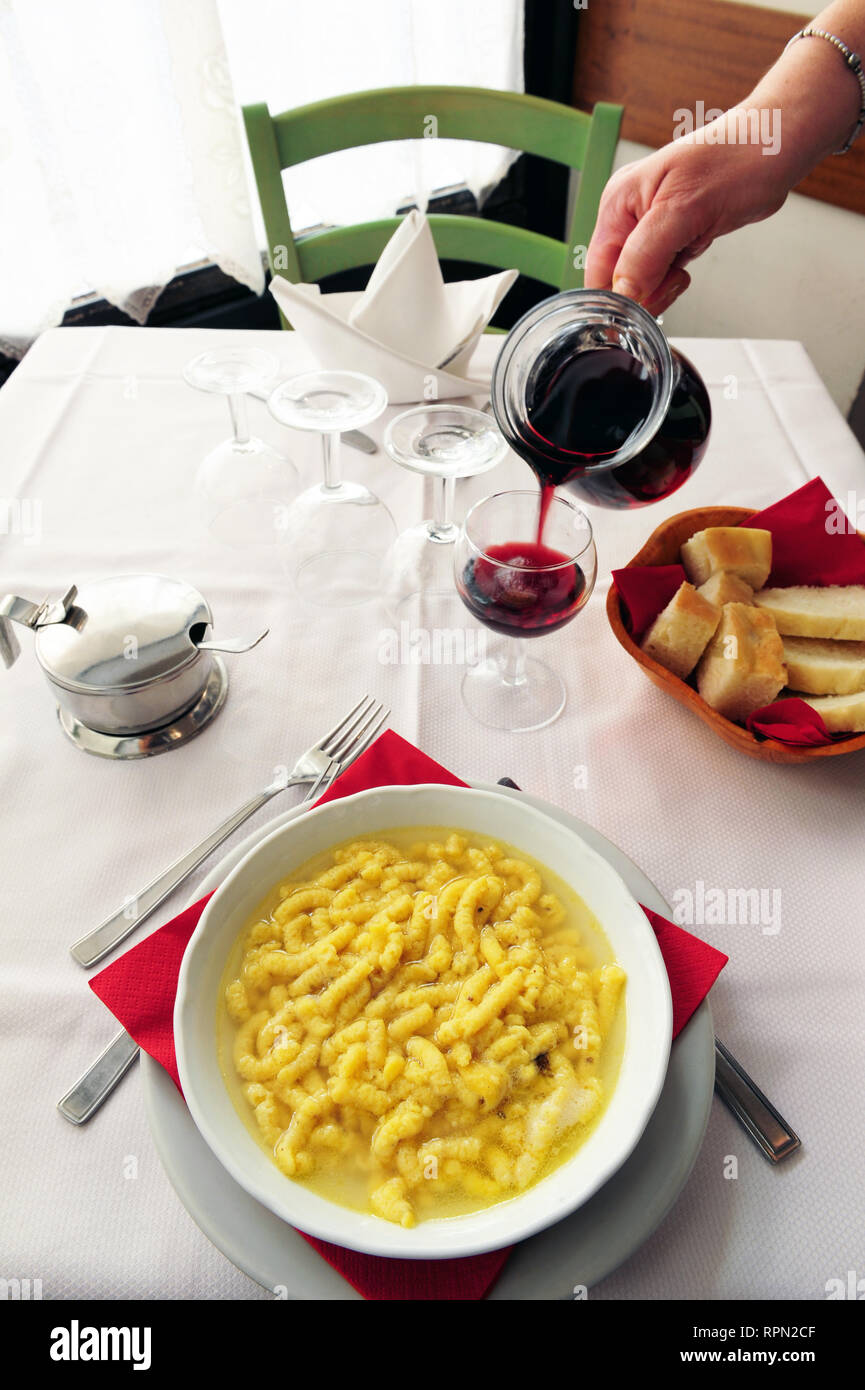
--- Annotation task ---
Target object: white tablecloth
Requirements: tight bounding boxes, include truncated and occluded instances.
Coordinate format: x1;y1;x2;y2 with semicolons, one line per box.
2;326;863;1301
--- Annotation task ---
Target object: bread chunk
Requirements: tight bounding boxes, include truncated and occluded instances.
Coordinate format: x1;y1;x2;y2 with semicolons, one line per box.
640;582;720;679
696;602;787;722
781;636;865;695
681;527;772;589
697;571;754;607
753;585;865;640
799;689;865;733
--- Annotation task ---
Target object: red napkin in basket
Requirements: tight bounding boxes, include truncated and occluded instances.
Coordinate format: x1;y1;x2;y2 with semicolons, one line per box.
745;698;834;746
90;730;727;1300
613;478;865;746
609;564;686;644
740;477;865;587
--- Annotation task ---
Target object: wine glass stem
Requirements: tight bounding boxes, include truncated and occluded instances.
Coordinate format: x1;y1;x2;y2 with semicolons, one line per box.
228;392;251;446
501;638;528;688
322;431;341;490
428;475;458;544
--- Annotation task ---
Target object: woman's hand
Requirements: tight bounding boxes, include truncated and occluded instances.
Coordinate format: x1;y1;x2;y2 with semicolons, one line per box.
586;0;865;315
585;111;795;316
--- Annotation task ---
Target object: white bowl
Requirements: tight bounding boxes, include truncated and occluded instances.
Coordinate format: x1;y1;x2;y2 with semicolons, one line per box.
175;784;672;1258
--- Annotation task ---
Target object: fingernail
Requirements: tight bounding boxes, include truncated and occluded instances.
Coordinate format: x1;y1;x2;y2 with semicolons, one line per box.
612;278;640;300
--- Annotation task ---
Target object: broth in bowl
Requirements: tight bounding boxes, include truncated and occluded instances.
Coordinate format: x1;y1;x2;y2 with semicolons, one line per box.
219;826;625;1227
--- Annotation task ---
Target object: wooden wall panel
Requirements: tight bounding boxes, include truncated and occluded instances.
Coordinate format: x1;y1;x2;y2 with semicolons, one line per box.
572;0;865;215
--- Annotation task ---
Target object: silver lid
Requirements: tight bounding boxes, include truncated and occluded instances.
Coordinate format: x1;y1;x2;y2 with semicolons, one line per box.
35;574;212;695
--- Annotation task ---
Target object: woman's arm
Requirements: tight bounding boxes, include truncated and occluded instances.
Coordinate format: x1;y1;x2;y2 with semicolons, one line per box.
584;1;865;315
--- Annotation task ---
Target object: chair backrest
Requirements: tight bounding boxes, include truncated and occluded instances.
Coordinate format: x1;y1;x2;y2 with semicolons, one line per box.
243;86;622;292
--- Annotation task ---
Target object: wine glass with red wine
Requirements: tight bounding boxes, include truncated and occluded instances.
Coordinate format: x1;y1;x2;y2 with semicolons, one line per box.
455;490;596;731
492;289;711;512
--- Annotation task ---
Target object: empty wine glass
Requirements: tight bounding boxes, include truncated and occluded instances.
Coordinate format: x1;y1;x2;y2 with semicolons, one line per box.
268;371;394;607
183;347;299;549
382;404;507;628
454;489;596;731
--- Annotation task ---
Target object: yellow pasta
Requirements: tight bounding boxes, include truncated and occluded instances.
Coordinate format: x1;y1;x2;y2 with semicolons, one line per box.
220;828;626;1227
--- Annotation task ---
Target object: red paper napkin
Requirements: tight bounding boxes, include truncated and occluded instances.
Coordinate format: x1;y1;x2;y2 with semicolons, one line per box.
740;477;865;587
745;698;834;746
90;730;727;1300
612;477;865;746
610;564;687;644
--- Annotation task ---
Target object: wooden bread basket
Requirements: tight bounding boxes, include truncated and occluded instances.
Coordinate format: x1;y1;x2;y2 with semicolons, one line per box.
605;506;865;764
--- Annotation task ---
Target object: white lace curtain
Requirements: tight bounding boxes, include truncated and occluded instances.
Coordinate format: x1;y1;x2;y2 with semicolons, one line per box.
0;0;263;355
0;0;524;355
218;0;525;235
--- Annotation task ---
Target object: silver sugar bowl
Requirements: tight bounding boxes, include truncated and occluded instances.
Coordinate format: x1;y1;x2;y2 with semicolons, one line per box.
0;574;267;758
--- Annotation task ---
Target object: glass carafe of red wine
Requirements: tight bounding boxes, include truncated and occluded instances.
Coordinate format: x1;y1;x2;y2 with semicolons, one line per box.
491;289;711;511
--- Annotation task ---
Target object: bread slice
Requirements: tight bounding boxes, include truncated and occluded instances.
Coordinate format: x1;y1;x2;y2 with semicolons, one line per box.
696;602;787;722
798;689;865;733
640;582;720;679
753;585;865;640
697;571;754;607
681;527;772;589
781;636;865;695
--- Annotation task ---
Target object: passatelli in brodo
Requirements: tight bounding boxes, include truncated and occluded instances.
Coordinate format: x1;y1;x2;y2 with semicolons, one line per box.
220;829;626;1226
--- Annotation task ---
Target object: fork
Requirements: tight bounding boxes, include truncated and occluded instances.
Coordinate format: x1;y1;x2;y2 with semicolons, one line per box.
57;756;343;1127
69;696;389;969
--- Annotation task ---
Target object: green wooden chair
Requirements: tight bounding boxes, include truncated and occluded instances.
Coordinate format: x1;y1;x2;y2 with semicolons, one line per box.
242;86;622;322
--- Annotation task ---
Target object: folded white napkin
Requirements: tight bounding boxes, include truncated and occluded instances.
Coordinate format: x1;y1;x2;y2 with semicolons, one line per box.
269;210;517;404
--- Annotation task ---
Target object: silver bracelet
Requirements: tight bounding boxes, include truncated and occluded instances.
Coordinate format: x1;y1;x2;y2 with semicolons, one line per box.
784;27;865;154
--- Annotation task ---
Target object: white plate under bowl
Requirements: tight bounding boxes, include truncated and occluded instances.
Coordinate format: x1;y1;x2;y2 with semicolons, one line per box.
174;783;672;1259
144;783;714;1296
